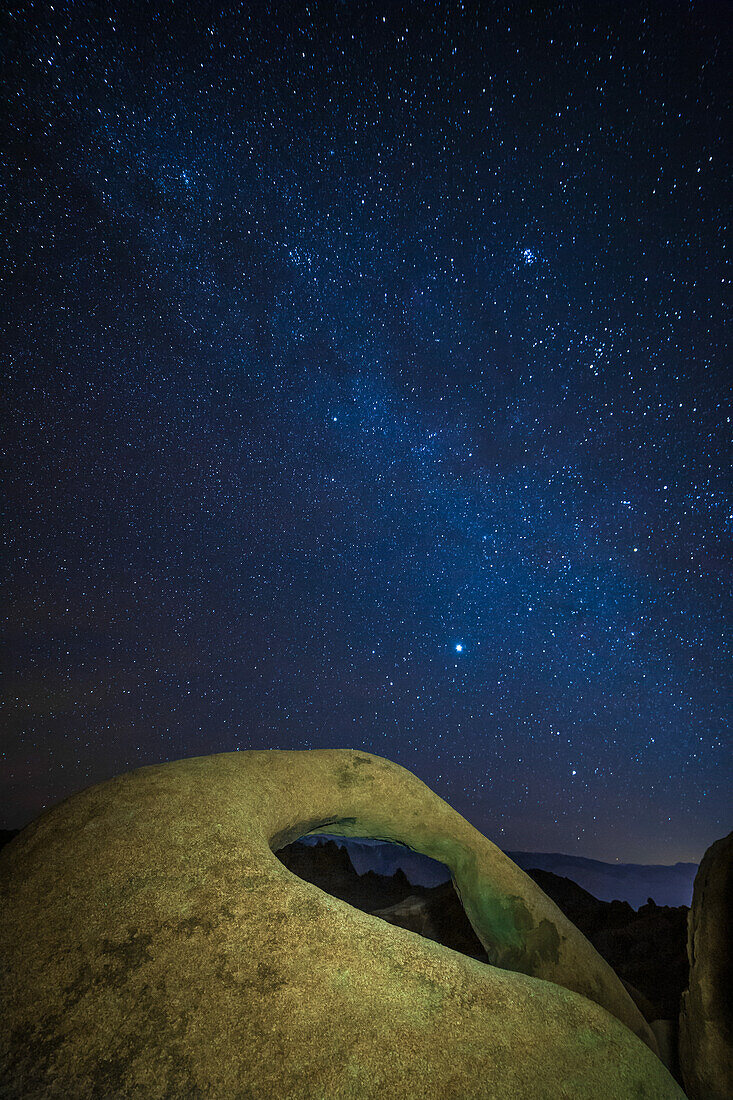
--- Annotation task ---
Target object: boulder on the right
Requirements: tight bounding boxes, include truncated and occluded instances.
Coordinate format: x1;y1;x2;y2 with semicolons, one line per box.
678;830;733;1099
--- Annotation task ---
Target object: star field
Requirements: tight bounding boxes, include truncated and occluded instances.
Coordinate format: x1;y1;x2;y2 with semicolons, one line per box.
2;0;729;862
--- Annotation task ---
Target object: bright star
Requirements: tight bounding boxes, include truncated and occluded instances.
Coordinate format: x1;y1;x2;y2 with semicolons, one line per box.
455;643;463;653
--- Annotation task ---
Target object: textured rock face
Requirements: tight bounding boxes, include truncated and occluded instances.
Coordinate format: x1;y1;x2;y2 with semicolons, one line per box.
0;750;683;1098
679;830;733;1100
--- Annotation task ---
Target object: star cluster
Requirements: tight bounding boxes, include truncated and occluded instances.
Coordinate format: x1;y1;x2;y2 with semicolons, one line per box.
2;1;729;861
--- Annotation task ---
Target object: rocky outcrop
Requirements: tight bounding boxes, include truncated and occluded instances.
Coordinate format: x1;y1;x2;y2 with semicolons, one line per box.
372;895;440;939
679;830;733;1100
371;881;489;962
527;870;689;1022
0;750;682;1098
278;841;491;963
278;838;415;912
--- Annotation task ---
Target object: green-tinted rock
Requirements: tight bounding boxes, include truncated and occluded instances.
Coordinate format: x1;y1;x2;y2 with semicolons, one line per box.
0;750;683;1098
679;829;733;1099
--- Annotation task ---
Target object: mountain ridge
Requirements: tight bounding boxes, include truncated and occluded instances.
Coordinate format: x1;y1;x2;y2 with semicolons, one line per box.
299;834;698;907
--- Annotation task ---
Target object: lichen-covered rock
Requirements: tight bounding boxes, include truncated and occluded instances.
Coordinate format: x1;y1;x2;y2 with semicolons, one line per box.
0;750;683;1098
679;829;733;1099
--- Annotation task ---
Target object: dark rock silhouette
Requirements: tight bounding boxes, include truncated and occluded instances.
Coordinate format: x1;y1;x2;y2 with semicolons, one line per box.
527;870;688;1023
278;838;415;912
374;884;490;962
678;830;733;1100
299;836;698;907
0;829;19;851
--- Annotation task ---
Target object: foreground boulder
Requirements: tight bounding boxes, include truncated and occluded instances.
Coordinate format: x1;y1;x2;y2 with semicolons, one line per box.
679;829;733;1099
0;750;682;1098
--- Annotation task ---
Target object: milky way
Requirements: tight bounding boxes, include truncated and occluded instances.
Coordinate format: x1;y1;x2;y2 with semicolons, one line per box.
3;1;729;861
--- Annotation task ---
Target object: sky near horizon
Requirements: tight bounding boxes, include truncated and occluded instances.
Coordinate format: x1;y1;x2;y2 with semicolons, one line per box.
3;1;729;863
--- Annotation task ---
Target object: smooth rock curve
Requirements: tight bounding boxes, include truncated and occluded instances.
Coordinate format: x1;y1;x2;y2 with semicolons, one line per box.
0;750;683;1098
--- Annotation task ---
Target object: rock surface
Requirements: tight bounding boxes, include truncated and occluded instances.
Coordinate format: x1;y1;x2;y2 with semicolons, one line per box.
678;829;733;1100
0;750;682;1098
372;895;440;939
284;842;686;1081
278;841;492;962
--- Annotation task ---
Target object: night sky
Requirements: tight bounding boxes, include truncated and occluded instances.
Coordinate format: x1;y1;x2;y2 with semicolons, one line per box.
3;1;730;863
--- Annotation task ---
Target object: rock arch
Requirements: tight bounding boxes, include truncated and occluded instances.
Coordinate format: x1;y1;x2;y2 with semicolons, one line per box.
0;750;683;1098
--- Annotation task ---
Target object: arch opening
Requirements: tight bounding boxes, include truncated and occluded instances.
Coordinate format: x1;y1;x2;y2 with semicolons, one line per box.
274;833;489;964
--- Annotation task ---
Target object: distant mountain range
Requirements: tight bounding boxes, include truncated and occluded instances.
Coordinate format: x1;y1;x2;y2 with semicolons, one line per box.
298;835;698;908
505;852;698;909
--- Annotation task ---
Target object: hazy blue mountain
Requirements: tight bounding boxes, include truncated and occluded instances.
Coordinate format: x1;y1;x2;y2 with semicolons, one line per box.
506;852;698;909
299;835;697;908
